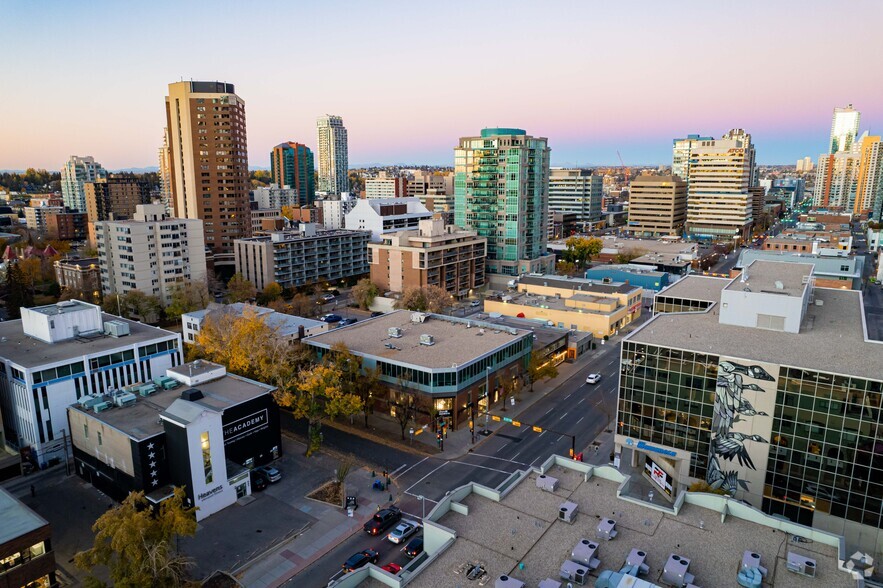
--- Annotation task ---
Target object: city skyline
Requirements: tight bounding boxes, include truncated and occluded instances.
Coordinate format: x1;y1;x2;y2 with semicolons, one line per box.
4;0;883;170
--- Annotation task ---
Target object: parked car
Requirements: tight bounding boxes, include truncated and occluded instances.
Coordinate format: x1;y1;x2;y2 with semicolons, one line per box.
319;314;343;323
585;373;601;385
321;293;336;302
250;470;268;491
363;505;402;536
338;317;358;326
255;464;282;483
387;520;419;544
470;299;481;307
342;549;379;572
381;562;402;575
370;311;384;317
404;537;424;558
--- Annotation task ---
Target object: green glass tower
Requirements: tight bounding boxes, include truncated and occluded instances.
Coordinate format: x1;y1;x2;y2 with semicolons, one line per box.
454;128;554;277
270;142;316;206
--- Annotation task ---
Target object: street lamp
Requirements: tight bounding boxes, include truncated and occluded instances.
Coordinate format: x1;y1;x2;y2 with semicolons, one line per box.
409;427;414;446
418;494;426;520
484;366;491;429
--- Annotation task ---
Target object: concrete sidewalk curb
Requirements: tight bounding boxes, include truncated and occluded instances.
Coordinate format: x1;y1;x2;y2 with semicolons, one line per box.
266;521;365;588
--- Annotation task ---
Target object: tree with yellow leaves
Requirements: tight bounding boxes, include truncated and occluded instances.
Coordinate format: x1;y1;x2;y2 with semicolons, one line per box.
274;363;363;456
74;487;197;588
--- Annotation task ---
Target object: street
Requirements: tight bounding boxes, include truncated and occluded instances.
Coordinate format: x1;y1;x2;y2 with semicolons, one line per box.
287;341;623;587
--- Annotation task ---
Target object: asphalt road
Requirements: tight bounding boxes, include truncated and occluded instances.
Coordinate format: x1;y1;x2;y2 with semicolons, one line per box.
288;343;623;587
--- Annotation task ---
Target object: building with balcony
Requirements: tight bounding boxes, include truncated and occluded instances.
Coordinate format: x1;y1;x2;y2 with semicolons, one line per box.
95;204;207;305
233;223;369;290
0;487;56;588
45;210;88;241
368;219;486;297
0;300;182;462
345;197;432;241
61;155;107;212
365;173;408;199
316;115;348;195
303;311;533;431
23;205;63;234
617;259;883;555
455;128;555;277
270;142;315;206
319;193;356;230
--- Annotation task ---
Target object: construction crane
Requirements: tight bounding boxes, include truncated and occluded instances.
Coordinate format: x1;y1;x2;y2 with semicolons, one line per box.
617;150;631;185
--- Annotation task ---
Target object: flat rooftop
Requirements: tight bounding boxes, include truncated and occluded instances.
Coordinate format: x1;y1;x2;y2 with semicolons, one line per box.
418;464;850;588
631;287;881;380
492;291;623;317
68;367;274;440
186;303;325;335
472;313;572;350
517;274;638;295
0;487;49;545
655;275;729;303
0;314;178;369
724;260;812;298
303;310;530;369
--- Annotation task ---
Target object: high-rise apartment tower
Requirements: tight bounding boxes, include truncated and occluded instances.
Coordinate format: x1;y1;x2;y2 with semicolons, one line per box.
316;115;348;195
270;142;315;206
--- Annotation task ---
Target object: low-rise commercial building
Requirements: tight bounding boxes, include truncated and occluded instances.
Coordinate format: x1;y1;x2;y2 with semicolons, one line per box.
234;223;370;290
345;197;433;242
584;264;670;301
368;219;486;297
95;204;207;305
0;300;182;463
486;274;642;337
54;257;102;302
68;360;280;520
304;311;533;431
735;248;864;289
618;260;883;553
182;302;328;344
0;487;56;588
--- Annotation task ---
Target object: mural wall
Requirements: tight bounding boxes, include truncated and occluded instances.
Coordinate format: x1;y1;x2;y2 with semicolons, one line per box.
707;357;778;503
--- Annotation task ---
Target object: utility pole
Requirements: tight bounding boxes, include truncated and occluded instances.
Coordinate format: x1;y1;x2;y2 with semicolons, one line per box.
62;428;70;476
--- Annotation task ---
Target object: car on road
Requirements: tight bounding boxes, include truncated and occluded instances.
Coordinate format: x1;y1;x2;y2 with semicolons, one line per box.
255;464;282;483
321;293;336;302
319;314;343;323
405;537;424;558
585;373;601;385
250;470;268;491
381;562;402;575
370;311;384;317
342;549;379;572
387;520;419;544
364;505;402;536
338;317;358;326
470;299;481;307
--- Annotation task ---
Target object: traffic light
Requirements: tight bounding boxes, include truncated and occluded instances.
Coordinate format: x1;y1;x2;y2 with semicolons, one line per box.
569;448;575;458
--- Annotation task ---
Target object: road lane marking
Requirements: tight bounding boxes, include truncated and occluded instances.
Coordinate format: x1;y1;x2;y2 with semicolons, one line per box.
404;462;448;494
466;453;529;466
576;416;585;424
564;393;573;400
559;412;568;420
545;407;554;415
393;456;430;481
511;451;522;461
389;463;408;477
449;461;512;474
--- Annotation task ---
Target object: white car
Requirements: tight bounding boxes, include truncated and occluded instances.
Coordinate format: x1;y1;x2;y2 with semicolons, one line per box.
387;520;419;544
585;373;601;385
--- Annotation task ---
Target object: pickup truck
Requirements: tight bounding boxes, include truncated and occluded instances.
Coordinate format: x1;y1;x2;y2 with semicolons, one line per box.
363;505;402;536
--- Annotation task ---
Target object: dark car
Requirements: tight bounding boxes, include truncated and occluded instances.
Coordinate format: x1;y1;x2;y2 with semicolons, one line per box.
342;549;379;572
338;318;358;326
319;314;343;323
250;470;268;491
370;311;384;317
363;505;402;536
255;464;282;483
405;537;424;558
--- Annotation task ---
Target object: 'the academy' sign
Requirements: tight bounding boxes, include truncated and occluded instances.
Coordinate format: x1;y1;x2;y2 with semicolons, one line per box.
223;410;269;442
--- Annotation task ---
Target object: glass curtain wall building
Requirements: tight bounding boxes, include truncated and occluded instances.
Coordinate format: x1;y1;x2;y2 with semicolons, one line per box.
270;142;315;206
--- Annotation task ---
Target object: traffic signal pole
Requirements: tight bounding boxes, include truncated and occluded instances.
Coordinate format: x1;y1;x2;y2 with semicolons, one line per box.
483;412;580;460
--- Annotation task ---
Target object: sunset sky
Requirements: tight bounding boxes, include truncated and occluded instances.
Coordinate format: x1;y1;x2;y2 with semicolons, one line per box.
3;0;882;170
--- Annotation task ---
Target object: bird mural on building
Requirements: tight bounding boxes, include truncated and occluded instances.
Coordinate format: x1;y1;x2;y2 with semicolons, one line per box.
712;432;769;469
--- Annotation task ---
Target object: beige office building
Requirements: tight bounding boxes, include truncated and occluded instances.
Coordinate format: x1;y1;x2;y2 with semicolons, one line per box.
95;204;207;304
685;129;756;241
368;219;486;297
627;175;687;237
165;81;250;266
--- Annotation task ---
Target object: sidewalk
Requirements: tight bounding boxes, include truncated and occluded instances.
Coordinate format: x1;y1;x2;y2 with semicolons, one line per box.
234;441;400;588
327;315;648;461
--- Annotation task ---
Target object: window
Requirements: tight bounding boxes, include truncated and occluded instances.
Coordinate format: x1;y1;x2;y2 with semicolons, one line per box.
97;431;103;446
201;431;213;484
84;423;88;439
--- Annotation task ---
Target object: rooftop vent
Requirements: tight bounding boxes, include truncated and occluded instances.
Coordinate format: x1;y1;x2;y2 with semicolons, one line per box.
104;320;130;338
114;392;137;408
774;280;784;290
419;334;435;346
411;312;428;323
388;327;403;338
181;388;204;401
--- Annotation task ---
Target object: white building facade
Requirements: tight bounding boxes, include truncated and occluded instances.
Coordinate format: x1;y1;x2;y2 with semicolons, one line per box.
345;197;433;241
61;155;107;212
317;115;348;195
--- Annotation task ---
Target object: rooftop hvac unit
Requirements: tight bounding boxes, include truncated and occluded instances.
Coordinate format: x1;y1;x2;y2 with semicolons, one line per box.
494;575;525;588
411;312;428;323
388;327;403;338
104;320;130;337
181;388;204;401
93;401;113;413
78;394;99;408
419;334;435;346
114;392;137;407
137;383;159;397
536;474;559;492
571;539;600;566
559;560;589;585
558;501;578;524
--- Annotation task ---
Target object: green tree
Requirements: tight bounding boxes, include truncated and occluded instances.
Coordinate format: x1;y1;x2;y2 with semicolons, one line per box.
257;282;283;305
164;282;211;320
327;342;384;428
562;236;603;269
74;487;197;588
4;263;34;319
351;278;379;310
615;248;646;264
526;352;559;392
274;363;363;456
225;273;256;303
102;290;162;323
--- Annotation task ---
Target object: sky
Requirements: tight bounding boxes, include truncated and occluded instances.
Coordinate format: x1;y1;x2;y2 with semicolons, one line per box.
2;0;882;170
